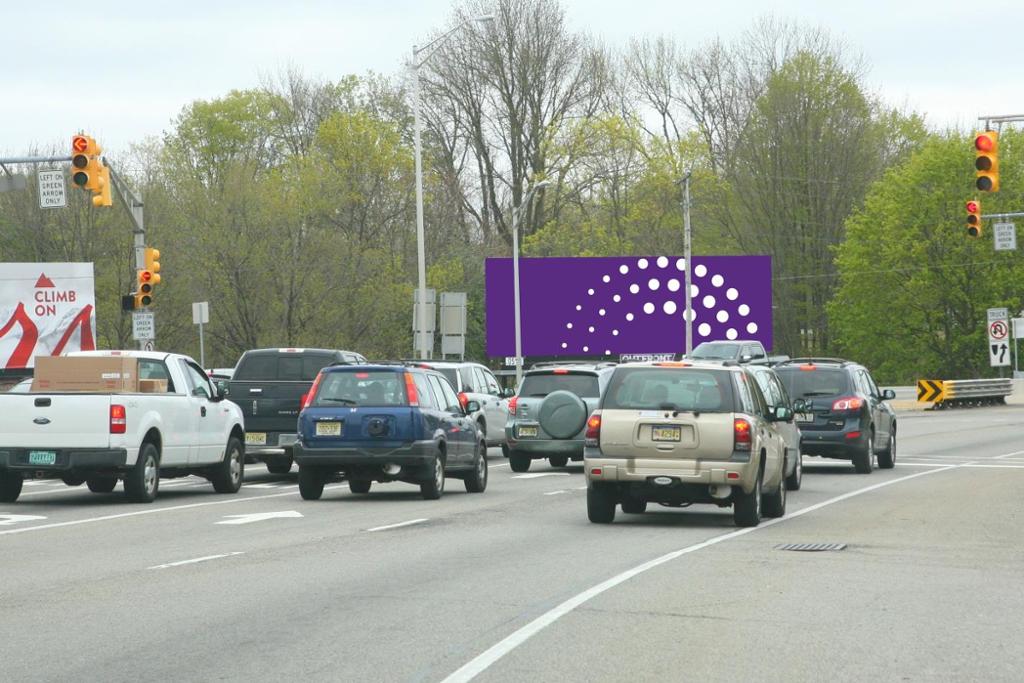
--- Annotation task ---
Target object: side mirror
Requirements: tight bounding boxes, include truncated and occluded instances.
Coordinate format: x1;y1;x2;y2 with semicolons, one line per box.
741;354;753;363
466;400;481;413
502;387;515;398
882;389;896;401
216;380;229;396
774;406;793;422
792;398;808;412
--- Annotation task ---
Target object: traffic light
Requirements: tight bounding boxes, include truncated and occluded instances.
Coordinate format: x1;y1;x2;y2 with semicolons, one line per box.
70;134;113;206
966;199;982;238
975;130;999;192
135;270;155;308
133;248;161;308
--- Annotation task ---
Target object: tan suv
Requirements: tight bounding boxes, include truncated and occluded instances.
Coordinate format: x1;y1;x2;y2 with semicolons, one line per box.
584;361;792;527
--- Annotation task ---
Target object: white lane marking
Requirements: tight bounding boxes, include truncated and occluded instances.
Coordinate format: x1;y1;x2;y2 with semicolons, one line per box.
994;450;1024;460
512;473;571;479
962;464;1024;469
216;511;303;525
244;483;283;489
366;518;428;532
440;464;963;683
0;486;343;537
22;481;62;487
575;486;588;490
148;552;244;570
0;514;47;526
544;490;570;496
490;463;510;469
895;462;952;467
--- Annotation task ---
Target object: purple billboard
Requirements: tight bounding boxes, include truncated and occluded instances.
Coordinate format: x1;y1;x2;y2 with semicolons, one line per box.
486;256;772;357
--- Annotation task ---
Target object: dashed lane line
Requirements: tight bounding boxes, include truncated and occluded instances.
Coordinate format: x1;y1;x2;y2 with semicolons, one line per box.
365;518;429;532
148;552;244;570
0;486;343;537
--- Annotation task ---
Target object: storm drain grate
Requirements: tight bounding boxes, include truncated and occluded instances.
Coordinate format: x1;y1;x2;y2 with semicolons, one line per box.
775;542;847;552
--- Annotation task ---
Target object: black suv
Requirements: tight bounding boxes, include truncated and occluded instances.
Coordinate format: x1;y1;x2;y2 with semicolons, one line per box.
227;348;366;473
773;358;896;473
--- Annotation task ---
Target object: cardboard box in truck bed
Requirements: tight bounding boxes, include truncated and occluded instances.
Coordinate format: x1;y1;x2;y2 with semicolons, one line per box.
30;356;139;393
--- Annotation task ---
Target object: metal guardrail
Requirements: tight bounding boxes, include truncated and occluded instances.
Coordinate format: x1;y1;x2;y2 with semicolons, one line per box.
923;378;1013;409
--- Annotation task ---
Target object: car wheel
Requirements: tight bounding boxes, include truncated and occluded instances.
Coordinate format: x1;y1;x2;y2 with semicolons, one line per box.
877;428;896;469
763;469;787;518
477;419;487;443
501;443;510;459
125;441;160;503
348;479;371;494
62;476;86;487
265;455;293;475
785;451;802;491
420;453;446;500
621;497;647;514
548;455;569;468
464;441;488;493
853;429;875;474
733;465;763;527
587;483;616;523
0;470;24;503
298;466;326;500
509;452;531;473
86;476;118;493
212;436;245;493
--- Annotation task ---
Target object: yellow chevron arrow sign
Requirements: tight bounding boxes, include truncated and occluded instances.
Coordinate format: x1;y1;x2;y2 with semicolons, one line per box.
917;379;945;403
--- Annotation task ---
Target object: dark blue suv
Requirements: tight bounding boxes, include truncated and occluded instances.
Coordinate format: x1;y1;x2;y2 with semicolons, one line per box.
293;364;487;500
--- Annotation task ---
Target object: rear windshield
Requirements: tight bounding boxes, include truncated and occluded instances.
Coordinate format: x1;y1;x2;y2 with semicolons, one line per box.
438;368;459;389
519;372;600;398
311;370;406;407
775;367;851;399
603;367;736;413
234;353;335;382
690;342;741;361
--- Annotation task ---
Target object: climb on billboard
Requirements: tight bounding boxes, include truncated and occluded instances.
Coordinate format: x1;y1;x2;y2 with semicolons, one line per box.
0;263;96;369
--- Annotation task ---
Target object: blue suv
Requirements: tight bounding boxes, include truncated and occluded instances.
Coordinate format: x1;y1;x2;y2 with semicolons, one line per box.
293;364;487;500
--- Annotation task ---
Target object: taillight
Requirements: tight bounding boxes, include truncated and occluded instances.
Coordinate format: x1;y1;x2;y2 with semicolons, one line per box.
508;396;518;415
832;397;863;412
585;413;602;445
404;372;419;407
733;418;751;451
553;369;569;374
457;391;469;410
110;404;127;434
302;372;325;410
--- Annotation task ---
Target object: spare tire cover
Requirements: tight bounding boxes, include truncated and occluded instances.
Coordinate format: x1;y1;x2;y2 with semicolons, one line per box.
538;390;589;440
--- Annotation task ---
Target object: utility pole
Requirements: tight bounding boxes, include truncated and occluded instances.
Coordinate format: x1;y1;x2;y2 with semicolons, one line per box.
677;171;694;356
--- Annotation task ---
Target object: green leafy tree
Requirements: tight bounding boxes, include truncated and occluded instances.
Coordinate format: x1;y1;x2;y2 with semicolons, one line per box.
830;130;1024;383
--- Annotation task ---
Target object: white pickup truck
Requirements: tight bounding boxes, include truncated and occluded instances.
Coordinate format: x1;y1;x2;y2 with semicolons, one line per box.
0;351;246;504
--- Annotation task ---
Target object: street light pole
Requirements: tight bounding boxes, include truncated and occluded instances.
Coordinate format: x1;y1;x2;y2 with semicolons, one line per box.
513;180;550;387
410;14;495;359
412;52;429;358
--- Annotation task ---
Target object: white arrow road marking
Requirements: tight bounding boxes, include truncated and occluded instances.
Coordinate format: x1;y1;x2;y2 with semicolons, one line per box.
511;473;571;479
366;518;428;532
148;552;244;570
216;511;303;525
0;514;47;526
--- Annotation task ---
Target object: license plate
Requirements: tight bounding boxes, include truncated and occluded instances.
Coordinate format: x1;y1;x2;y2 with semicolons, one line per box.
28;450;57;465
652;426;682;442
316;421;342;437
795;413;813;424
245;432;267;446
518;426;538;438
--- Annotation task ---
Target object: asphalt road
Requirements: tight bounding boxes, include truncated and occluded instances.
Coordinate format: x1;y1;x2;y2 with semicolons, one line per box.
2;407;1023;682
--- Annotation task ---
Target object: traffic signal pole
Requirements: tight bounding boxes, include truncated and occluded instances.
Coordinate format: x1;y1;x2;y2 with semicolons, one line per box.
106;164;151;351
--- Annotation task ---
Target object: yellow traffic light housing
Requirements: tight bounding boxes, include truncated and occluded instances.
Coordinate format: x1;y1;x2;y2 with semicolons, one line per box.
975;130;999;192
70;134;113;206
966;199;982;238
135;270;155;308
144;248;161;284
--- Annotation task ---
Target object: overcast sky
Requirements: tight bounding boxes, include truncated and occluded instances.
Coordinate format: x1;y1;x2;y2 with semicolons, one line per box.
3;0;1022;158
